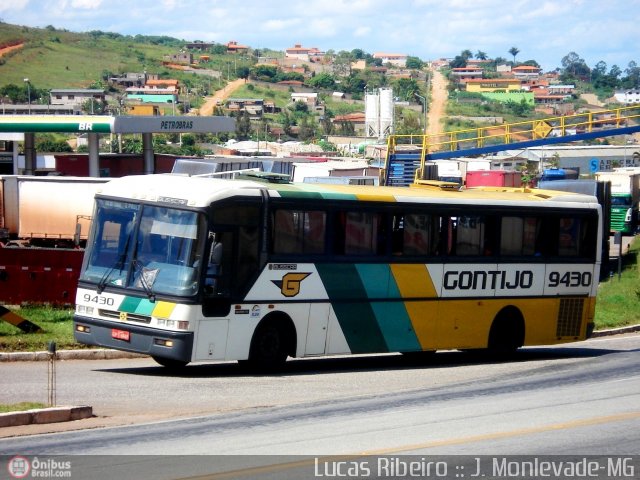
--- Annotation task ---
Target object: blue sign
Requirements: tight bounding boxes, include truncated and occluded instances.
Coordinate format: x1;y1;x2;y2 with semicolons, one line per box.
589;158;599;173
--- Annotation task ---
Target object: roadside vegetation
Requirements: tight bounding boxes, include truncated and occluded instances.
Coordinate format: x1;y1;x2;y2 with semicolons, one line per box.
1;238;637;352
0;402;47;413
595;237;640;328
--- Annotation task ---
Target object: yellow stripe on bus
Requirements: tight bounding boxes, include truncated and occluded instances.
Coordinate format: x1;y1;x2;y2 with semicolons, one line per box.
390;264;439;350
152;301;176;319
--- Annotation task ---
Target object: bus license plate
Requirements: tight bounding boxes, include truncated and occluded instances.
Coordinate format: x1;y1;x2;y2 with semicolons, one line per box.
112;329;130;342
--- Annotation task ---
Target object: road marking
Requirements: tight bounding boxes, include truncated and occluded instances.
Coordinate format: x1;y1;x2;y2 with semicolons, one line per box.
360;410;640;455
180;411;640;479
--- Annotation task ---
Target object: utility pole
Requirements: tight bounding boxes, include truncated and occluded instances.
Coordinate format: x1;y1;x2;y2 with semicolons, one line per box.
415;92;427;134
23;78;31;114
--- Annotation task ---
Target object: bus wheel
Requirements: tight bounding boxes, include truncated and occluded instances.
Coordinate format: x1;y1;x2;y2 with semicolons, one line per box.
152;356;189;369
248;319;293;371
487;307;525;356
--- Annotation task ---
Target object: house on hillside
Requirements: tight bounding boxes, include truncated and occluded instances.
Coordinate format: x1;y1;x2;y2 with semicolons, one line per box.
186;42;213;51
163;52;193;65
373;52;407;68
225;98;264;118
109;72;151;88
332;112;366;134
465;78;522;92
50;89;106;109
285;44;324;62
145;79;180;90
613;89;640;104
511;65;542;79
227;41;249;54
450;66;484;83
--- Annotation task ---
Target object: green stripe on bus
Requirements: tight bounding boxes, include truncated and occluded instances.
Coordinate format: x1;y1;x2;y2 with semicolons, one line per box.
316;264;388;354
277;190;323;199
134;298;157;315
119;296;142;313
355;264;422;352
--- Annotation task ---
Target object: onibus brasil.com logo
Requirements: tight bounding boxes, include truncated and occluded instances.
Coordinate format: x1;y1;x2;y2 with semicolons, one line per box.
7;456;72;478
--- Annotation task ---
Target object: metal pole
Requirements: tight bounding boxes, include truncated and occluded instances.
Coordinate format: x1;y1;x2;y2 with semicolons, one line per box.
415;93;427;134
24;78;31;114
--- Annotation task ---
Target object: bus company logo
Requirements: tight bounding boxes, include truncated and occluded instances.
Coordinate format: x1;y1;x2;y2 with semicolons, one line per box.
272;272;311;297
7;456;30;479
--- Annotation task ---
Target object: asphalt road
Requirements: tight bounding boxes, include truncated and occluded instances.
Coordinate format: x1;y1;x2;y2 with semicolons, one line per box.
0;334;638;479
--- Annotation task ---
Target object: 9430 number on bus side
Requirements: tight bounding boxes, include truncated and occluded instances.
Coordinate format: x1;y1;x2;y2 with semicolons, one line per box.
548;271;592;288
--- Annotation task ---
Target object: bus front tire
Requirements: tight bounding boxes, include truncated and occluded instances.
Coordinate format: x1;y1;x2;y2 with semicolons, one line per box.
152;356;189;369
247;318;294;371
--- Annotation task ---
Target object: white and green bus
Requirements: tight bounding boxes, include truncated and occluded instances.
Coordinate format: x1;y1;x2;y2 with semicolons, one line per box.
74;174;602;369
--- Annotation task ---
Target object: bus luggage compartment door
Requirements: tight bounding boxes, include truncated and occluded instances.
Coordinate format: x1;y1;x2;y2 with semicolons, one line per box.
194;319;229;361
305;304;330;355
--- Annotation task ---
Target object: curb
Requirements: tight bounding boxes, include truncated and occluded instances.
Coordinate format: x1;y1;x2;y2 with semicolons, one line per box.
590;324;640;337
0;349;146;362
0;406;93;428
1;326;639;363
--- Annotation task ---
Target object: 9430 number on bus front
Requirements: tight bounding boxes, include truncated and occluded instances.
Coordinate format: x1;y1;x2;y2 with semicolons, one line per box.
82;293;115;306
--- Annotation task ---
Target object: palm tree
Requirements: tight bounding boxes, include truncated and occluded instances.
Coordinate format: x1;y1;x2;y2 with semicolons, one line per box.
509;47;520;64
475;50;487;60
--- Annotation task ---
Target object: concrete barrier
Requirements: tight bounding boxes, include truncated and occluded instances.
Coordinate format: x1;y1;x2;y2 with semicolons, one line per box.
0;406;92;428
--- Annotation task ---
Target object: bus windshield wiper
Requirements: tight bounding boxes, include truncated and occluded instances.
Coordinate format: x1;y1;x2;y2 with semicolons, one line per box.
133;260;156;303
96;255;125;294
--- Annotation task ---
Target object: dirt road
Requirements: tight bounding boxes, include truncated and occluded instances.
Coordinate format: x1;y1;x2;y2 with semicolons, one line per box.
0;42;23;57
426;67;447;136
195;78;246;116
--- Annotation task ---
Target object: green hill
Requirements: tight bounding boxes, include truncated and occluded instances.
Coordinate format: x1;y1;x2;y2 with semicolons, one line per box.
0;22;187;89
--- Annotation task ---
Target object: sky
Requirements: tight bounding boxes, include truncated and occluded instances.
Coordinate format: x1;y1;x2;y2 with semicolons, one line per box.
1;0;638;73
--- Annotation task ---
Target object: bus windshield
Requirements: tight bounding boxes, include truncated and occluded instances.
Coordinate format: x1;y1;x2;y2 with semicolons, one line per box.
80;199;206;297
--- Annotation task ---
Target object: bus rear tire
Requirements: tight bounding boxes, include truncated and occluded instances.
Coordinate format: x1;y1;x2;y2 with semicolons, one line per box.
152;356;189;369
247;317;294;371
487;307;525;357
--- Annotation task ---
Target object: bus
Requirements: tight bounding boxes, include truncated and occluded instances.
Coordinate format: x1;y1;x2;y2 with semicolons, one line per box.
73;174;602;369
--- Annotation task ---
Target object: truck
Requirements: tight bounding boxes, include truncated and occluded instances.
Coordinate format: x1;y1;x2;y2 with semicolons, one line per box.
0;175;108;247
595;170;640;234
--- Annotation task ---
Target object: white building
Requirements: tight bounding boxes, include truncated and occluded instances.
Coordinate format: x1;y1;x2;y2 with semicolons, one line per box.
614;89;640;104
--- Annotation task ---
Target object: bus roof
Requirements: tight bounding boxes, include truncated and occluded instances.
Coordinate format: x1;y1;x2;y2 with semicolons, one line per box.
96;174;600;210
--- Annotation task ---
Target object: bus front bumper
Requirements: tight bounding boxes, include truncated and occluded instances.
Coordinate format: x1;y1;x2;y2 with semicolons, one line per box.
73;315;193;363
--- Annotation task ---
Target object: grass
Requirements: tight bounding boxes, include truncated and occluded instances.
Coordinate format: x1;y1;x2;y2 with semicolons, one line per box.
0;305;81;352
594;237;640;328
0;402;47;413
1;238;638;353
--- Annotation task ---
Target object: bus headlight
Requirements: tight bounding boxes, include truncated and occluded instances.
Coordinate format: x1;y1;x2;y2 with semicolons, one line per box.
76;305;94;316
625;208;632;222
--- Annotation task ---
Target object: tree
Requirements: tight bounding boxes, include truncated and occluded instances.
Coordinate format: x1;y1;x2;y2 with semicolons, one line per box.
307;72;336;89
333;50;354;77
508;47;520;64
35;135;73;153
237;66;250;81
405;56;424;70
393;78;420;101
475;50;487;60
297;116;315;141
235;111;252;139
560;52;590;81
